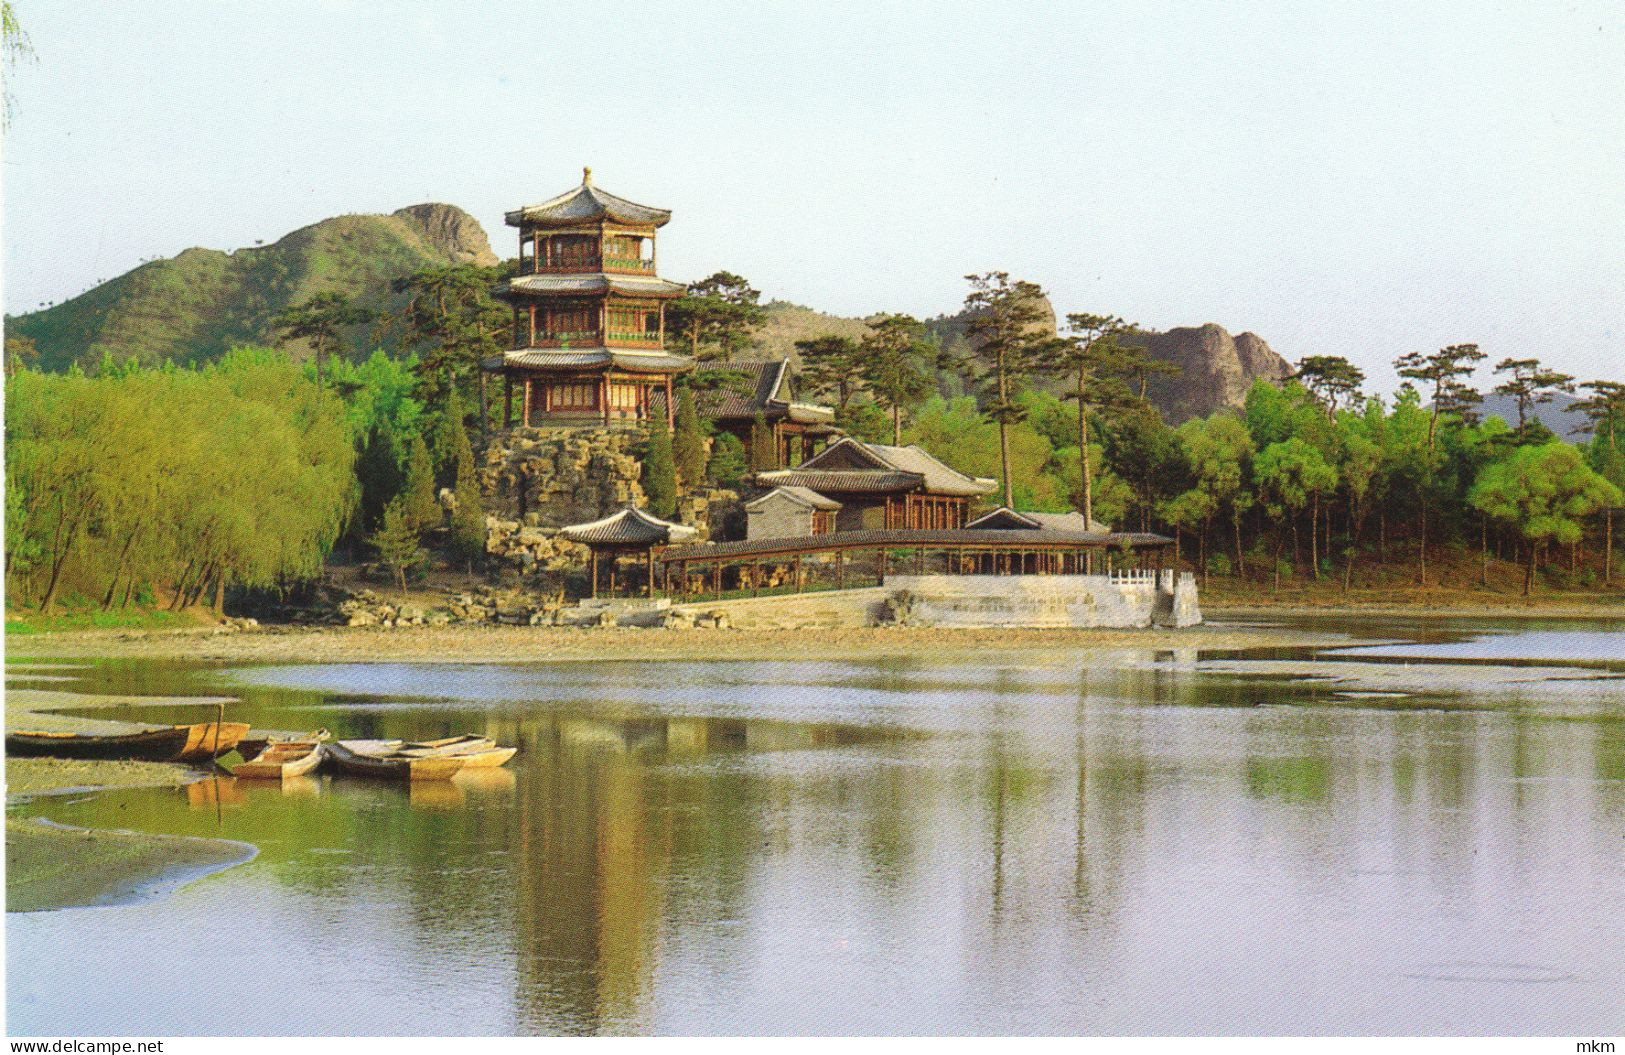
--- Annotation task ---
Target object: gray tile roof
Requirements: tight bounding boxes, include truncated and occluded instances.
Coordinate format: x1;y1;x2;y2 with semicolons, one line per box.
696;360;836;425
744;486;842;512
487;349;693;373
503;274;686;299
966;507;1111;533
753;468;923;494
505;176;672;229
795;439;998;497
558;506;698;546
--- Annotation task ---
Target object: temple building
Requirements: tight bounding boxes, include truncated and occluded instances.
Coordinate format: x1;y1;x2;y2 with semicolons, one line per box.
752;438;997;533
487;169;692;427
696;359;840;468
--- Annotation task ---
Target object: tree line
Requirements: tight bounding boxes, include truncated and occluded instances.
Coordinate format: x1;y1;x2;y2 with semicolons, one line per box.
767;273;1625;595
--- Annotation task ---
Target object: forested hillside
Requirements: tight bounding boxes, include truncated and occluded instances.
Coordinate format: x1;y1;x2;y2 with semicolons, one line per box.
7;204;497;371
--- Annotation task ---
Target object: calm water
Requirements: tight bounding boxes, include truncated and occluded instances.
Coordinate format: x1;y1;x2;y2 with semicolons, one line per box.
7;620;1625;1035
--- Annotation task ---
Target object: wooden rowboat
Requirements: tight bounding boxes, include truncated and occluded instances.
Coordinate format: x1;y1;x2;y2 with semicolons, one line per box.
404;734;495;752
6;726;193;761
327;739;468;781
174;721;252;762
234;739;327;780
7;720;250;762
402;744;517;769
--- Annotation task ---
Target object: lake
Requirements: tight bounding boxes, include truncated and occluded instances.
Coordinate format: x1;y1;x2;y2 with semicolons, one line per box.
8;618;1624;1035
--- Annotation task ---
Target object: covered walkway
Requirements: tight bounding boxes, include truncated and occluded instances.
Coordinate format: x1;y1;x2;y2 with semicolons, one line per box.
653;528;1174;600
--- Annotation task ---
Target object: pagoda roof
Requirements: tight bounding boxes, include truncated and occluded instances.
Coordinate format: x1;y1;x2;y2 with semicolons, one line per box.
558;506;698;547
484;349;693;374
502;273;686;300
505;170;672;230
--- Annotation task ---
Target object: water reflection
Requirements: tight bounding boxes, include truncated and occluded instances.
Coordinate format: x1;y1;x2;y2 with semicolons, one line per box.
7;651;1625;1035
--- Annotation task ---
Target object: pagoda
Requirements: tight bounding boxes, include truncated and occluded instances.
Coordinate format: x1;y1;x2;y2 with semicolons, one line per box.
488;168;691;428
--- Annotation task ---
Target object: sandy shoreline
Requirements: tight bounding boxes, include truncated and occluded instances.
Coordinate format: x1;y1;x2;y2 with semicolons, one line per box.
7;621;1338;664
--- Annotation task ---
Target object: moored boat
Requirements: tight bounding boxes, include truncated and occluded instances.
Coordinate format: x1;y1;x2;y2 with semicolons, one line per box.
174;721;253;762
7;720;251;762
326;739;469;781
5;726;193;761
404;744;517;769
234;737;328;780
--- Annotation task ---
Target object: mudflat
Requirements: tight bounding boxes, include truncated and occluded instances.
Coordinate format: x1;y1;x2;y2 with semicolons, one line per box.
6;621;1335;664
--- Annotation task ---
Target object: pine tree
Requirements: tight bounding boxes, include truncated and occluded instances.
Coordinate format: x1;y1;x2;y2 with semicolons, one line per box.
356;423;403;534
672;389;706;491
708;431;747;488
642;415;678;518
431;388;476;491
370;496;422;594
449;469;486;572
748;412;776;472
400;431;440;531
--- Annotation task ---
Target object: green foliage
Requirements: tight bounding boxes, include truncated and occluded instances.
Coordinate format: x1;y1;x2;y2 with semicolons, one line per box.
5;349;355;613
642;416;678;518
355;423;403;536
449;471;486;571
747;413;777;473
955;272;1056;506
270;291;374;385
796;335;866;410
1470;443;1621;546
834;401;892;444
672;389;706;490
430;387;475;490
860;315;936;444
370;496;423;592
8;208;483;373
667;271;767;362
329;350;425;447
1254;438;1337;517
400;432;440;531
707;431;747;488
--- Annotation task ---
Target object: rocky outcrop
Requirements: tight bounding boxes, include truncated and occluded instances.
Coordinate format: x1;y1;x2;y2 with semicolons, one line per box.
481;427;649;525
480;426;742;545
391;203;499;267
1136;324;1292;424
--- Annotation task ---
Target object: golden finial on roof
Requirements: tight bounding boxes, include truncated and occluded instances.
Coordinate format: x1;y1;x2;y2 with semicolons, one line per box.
583;166;593;186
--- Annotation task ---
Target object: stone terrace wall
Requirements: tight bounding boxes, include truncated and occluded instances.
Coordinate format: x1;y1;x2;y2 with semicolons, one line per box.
887;573;1199;629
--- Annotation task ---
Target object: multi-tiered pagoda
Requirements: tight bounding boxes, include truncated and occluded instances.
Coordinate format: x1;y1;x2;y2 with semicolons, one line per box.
489;169;691;428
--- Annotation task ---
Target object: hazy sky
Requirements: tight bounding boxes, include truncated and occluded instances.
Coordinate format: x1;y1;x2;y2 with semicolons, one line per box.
5;0;1622;391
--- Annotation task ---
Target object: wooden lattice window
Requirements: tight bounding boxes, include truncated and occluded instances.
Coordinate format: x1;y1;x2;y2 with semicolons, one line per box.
550;383;597;409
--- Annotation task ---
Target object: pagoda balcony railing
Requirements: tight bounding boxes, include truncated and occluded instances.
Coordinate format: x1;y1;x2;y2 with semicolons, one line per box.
605;330;663;346
530;257;655;275
532;331;601;347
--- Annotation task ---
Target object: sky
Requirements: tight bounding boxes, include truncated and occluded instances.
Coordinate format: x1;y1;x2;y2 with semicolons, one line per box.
4;0;1622;393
